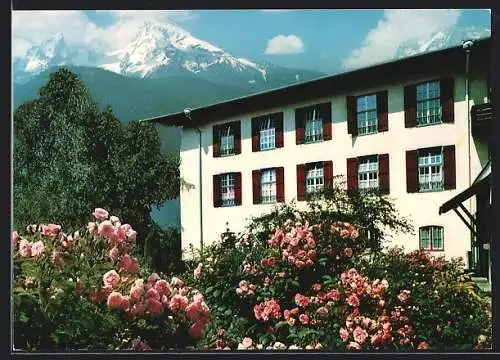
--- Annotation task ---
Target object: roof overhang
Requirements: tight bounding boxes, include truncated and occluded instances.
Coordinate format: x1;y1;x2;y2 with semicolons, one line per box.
138;38;490;128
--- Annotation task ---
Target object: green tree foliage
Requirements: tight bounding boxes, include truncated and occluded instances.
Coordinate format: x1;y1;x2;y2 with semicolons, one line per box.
13;68;180;254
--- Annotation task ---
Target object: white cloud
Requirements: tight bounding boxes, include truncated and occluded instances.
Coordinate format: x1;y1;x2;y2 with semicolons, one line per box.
11;10;198;58
265;34;304;55
342;9;461;69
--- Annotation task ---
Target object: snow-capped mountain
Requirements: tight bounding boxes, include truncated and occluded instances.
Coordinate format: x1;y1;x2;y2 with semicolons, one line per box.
395;26;491;59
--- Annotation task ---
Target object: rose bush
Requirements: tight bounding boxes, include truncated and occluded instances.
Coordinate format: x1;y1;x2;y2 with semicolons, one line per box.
12;208;210;350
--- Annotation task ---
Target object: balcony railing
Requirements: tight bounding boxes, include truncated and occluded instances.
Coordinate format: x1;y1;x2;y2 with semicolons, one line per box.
471;102;493;137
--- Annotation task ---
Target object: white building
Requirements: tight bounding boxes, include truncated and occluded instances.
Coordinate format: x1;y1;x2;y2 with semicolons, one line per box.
145;38;491;269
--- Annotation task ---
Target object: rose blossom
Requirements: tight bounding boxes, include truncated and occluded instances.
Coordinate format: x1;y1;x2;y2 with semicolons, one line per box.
146;298;163;315
42;224;61;237
146;287;160;301
299;313;310;324
194;263;203;279
316;306;329;317
241;337;253;349
347;293;360;307
312;283;321;292
107;291;123;309
295;293;310;308
121;254;140;274
254;304;263;320
353;327;369;344
97;220;114;237
30;241;45;257
185;301;203;321
108;246;120;261
169;294;189;311
148;273;160;283
287;317;296;326
102;270;120;288
340;328;350;342
93;207;109;221
347;341;361;350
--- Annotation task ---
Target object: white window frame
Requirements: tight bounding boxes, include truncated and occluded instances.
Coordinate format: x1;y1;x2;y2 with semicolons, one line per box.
304;108;323;143
261;168;277;204
419;226;444;250
306;163;324;194
416;81;442;126
358;156;379;192
356;94;378;135
260;117;276;151
418;147;443;192
220;173;235;206
220;125;234;156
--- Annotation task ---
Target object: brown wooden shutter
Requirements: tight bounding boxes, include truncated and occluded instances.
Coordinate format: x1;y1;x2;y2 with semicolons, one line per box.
377;90;389;132
213;174;221;207
379;153;390;195
213;125;220;157
321;102;332;141
404;84;417;128
251;117;260;152
323;160;333;188
443;145;456;190
347;158;358;191
295;108;305;145
276;167;285;203
233;121;241;155
406;150;418;193
275;112;284;148
234;172;242;205
296;164;306;201
252;170;261;204
440;78;455;123
347;96;357;136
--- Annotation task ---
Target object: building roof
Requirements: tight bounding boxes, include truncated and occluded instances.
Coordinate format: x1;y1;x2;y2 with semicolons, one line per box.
139;37;490;128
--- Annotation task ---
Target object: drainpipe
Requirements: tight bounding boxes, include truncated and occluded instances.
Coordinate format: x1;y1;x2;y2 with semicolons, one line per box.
183;109;204;258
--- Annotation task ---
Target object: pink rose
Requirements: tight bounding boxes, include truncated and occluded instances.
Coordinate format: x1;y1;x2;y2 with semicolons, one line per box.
347;293;360;307
31;241;45;257
126;230;137;243
169;294;189;311
347;341;361;350
350;229;359;239
241;337;253;349
194;264;202;280
109;246;120;261
312;283;322;292
130;286;142;300
107;291;123;309
129;302;145;316
417;341;429;350
121;295;131;310
254;304;263;320
316;306;329;317
97;221;114;237
146;298;163;315
185;301;202;321
121;254;140;274
267;257;276;267
42;224;61;237
339;328;350;342
287;317;296;326
146;287;160;301
299;313;310;324
294;293;310;308
92;208;109;221
51;250;62;265
103;270;120;288
148;273;160;283
189;321;204;339
154;279;170;296
353;326;368;344
327;289;340;301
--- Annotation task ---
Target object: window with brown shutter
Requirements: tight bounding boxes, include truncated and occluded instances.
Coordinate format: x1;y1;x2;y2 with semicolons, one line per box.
213;125;220;157
347;157;358;191
443;145;456;190
275;112;284;148
406;150;418;193
252;170;261;204
295;108;305;144
347;96;357;135
379;153;390;195
276;167;285;202
213;174;221;207
404;84;417;128
233;121;241;155
320;102;332;141
251;117;260;152
323;160;333;188
440;78;455;123
296;164;306;201
377;90;389;132
234;172;242;205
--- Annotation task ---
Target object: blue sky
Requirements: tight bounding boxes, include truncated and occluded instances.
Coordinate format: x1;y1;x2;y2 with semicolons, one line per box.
13;9;491;74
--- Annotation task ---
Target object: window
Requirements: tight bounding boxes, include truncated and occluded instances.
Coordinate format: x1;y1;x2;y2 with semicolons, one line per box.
420;226;444;250
357;94;378;135
416;81;442;126
358;156;379;191
260;117;276;151
220;125;235;156
418;148;443;192
304;108;323;143
261;169;277;203
220;173;235;206
306;164;324;194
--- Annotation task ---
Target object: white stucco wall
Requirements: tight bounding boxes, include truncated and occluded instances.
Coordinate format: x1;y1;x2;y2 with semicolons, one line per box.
178;69;489;263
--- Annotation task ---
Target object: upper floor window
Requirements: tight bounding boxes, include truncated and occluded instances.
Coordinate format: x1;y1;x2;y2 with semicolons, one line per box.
418;148;443;192
252;112;284;152
213;121;241;158
295;103;332;145
252;167;285;204
357;95;378;135
404;78;454;128
358;155;379;191
419;226;444;250
296;161;333;201
416;81;441;126
347;154;390;195
213;172;242;207
405;145;456;193
347;91;388;136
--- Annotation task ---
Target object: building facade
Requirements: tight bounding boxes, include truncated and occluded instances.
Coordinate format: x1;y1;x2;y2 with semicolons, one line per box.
149;39;490;265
